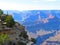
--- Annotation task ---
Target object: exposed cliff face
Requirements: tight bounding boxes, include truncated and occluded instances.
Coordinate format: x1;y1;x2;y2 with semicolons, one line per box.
7;22;34;45
0;9;36;45
0;14;34;45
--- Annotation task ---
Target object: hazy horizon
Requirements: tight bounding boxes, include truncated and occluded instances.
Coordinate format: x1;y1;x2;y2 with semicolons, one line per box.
0;0;60;10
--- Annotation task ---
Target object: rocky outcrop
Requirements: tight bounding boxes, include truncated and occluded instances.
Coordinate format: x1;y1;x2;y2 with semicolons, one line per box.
0;9;35;45
0;15;34;45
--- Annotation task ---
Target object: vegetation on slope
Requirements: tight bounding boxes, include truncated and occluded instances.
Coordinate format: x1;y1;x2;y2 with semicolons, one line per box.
0;9;36;45
0;9;3;15
0;34;10;45
5;15;15;27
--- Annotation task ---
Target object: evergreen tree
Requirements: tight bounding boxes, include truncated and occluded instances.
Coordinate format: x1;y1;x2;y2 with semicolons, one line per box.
0;9;3;15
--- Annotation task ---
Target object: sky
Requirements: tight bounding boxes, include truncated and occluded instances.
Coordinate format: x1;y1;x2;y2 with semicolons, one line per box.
0;0;60;10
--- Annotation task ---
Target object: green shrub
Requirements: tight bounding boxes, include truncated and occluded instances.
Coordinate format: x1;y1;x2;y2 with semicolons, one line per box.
5;15;15;27
0;34;10;45
31;38;36;43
